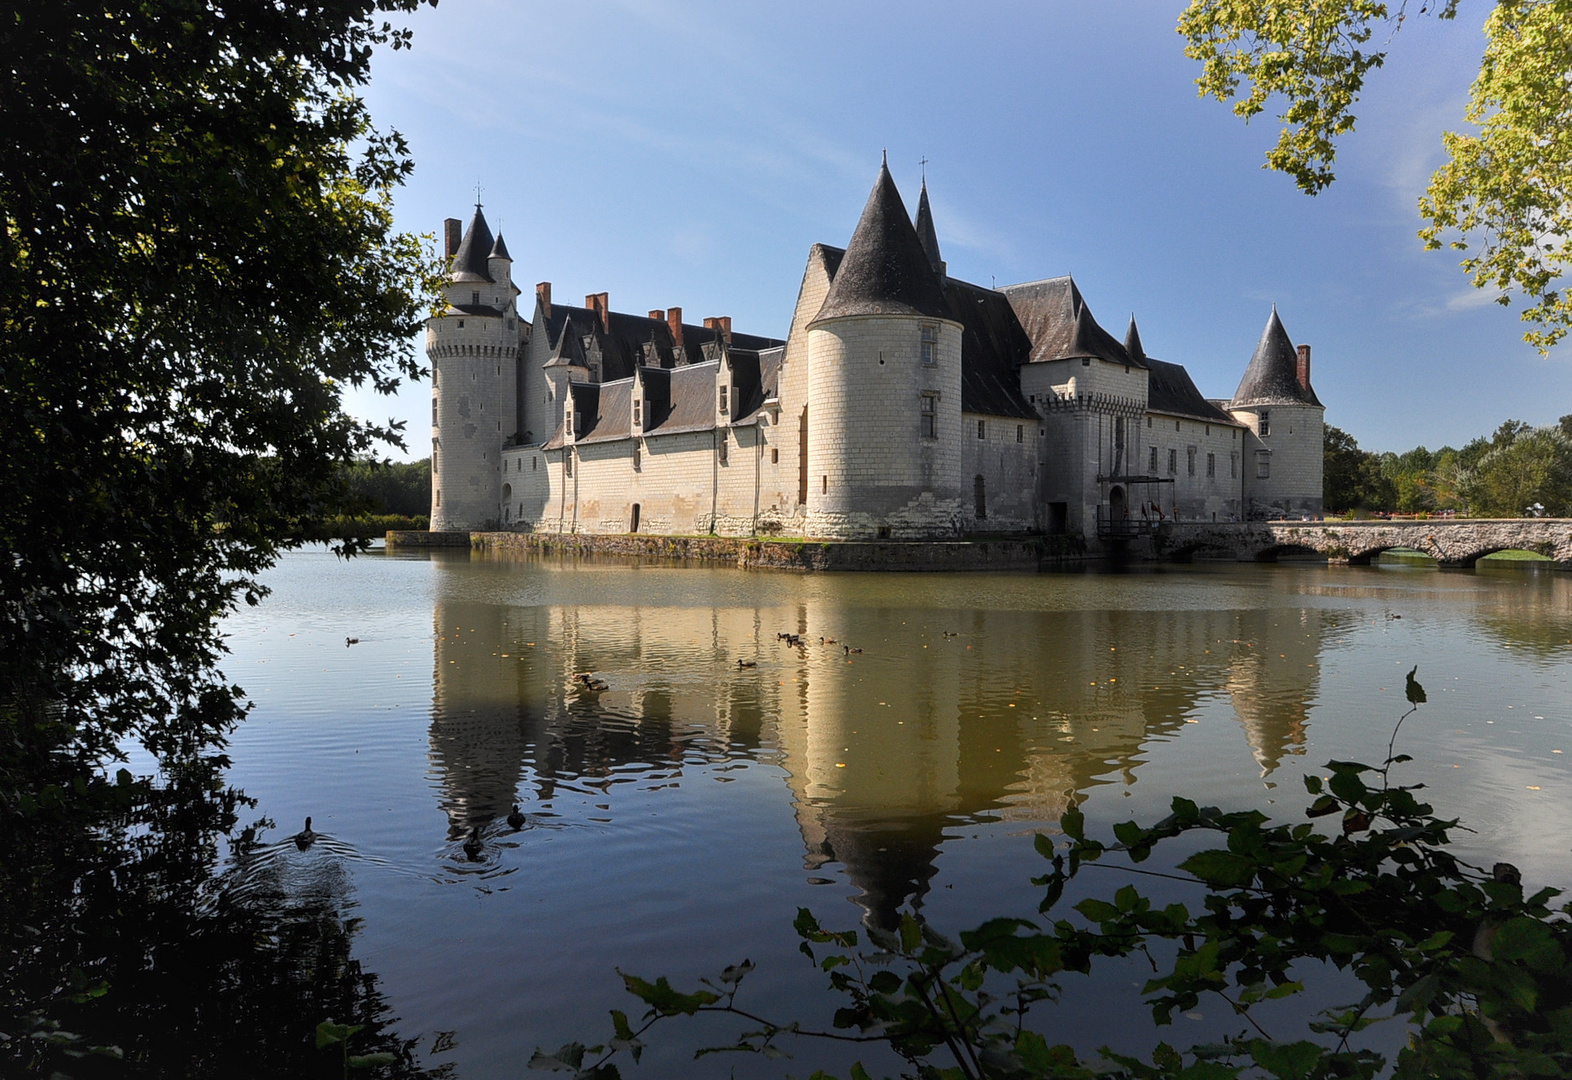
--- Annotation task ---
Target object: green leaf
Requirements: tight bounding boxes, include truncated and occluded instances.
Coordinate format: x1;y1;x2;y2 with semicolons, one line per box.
1179;849;1257;889
1034;832;1054;859
1075;898;1121;923
617;973;719;1016
347;1052;398;1068
315;1021;363;1049
1248;1039;1324;1080
528;1043;586;1071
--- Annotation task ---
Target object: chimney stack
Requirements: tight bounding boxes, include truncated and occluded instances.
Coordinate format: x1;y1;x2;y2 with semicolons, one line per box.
648;309;665;322
667;306;683;348
536;281;551;319
586;292;609;332
444;218;462;259
720;315;732;343
1296;344;1312;391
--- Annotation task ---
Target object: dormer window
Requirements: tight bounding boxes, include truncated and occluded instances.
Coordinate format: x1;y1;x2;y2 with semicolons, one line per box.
633;398;642;426
719;386;729;414
921;323;939;365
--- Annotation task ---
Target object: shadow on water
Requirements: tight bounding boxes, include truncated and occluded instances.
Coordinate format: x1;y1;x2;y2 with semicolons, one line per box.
0;733;449;1079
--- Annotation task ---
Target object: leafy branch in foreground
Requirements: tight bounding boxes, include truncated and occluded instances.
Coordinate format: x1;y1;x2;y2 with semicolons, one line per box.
543;668;1572;1079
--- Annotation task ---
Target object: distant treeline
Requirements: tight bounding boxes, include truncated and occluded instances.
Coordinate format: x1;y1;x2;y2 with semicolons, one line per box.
297;458;430;540
1326;418;1572;517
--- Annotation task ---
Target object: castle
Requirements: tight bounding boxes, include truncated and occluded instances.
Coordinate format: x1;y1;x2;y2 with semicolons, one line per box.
427;161;1324;541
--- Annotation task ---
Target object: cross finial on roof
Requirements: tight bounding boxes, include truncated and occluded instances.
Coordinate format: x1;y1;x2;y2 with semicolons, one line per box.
881;148;887;167
919;156;928;182
474;179;484;208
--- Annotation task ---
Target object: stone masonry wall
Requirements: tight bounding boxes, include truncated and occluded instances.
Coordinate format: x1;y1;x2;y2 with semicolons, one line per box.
805;314;965;538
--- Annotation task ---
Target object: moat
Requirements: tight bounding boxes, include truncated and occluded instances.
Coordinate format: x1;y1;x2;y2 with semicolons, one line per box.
193;550;1572;1077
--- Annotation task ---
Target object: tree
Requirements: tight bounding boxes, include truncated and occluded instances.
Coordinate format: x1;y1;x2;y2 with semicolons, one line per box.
1323;425;1395;512
1458;423;1572;516
1179;0;1572;352
0;0;440;761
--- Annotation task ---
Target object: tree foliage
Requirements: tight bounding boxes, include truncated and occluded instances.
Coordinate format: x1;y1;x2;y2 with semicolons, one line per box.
1323;425;1395;512
0;0;440;760
1179;0;1572;353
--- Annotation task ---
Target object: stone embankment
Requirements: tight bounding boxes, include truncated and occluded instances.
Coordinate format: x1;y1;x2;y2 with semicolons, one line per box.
1156;518;1572;568
387;530;1090;572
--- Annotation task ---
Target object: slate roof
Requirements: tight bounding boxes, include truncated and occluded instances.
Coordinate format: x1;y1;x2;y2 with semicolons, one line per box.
450;207;495;283
489;232;511;260
733;345;784;423
572;379;632;446
1146;358;1238;425
914;180;943;276
998;277;1144;369
659;362;720;435
1231;307;1321;408
813;161;951;323
539;303;783;381
1124;316;1146;364
940;278;1037;419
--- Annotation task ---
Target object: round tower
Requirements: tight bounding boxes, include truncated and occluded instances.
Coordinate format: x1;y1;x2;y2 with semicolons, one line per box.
1227;307;1325;519
427;205;522;530
804;161;964;539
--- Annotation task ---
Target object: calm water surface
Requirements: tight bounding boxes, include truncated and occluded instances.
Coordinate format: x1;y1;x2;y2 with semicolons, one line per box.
210;551;1572;1077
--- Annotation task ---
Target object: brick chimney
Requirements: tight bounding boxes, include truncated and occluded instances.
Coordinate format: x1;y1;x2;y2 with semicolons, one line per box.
648;309;665;322
1296;344;1312;392
585;292;609;332
444;218;461;258
720;315;732;343
536;281;551;319
667;306;683;348
703;316;735;344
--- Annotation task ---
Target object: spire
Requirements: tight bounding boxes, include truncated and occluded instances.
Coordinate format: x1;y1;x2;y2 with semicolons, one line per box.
449;206;495;283
813;160;951;323
1230;306;1322;407
488;231;511;261
1124;315;1145;364
913;180;944;277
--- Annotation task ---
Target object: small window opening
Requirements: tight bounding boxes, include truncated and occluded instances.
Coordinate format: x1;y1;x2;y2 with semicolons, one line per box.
1016;424;1024;443
771;447;779;464
719;386;728;414
1207;452;1216;478
822;475;828;494
1149;446;1157;472
1167;448;1177;475
1259;410;1271;437
1187;446;1196;476
976;419;985;440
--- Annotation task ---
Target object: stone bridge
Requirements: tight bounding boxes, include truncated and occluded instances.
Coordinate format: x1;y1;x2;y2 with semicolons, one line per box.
1155;518;1572;568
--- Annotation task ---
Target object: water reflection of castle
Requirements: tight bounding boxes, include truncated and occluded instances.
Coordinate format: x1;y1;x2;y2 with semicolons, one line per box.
428;566;1334;925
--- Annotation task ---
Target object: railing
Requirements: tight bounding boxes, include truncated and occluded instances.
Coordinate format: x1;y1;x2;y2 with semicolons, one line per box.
1096;508;1156;539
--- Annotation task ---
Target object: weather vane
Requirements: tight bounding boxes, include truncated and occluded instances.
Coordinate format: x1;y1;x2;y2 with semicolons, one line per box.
474;179;484;208
920;156;928;181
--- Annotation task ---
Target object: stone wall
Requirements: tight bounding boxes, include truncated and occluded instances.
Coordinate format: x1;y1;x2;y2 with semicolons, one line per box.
1230;404;1323;518
467;530;1090;571
962;412;1039;532
805;313;966;538
1143;412;1243;522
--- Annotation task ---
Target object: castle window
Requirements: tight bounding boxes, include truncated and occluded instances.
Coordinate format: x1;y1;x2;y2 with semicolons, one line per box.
435;490;441;507
1187;447;1196;476
1257;452;1270;478
719;432;728;465
1167;448;1177;475
633;398;642;426
1230;452;1238;478
533;457;538;471
1259;410;1271;437
457;320;464;328
719;386;728;414
432;398;437;425
1149;446;1157;472
566;454;573;478
976;419;985;440
921;323;939;365
921;394;938;439
1207;452;1216;477
822;475;828;494
633;446;641;470
1146;416;1151;428
1175;420;1181;432
472;291;480;306
771;447;779;464
1016;424;1024;443
1205;424;1211;436
1082;357;1090;367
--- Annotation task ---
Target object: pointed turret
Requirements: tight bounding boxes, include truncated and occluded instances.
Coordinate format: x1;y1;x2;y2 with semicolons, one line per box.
813;160;950;323
1124;315;1146;365
913;180;945;278
449;206;495;283
1231;306;1321;408
488;232;511;261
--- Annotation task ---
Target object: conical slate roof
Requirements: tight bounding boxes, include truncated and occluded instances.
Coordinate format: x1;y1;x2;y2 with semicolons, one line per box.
450;206;495;283
813;160;951;323
914;180;943;276
1124;315;1146;364
488;231;511;261
1230;306;1321;408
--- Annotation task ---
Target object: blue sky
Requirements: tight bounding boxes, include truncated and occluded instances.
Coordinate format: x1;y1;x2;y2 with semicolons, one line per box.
347;0;1572;459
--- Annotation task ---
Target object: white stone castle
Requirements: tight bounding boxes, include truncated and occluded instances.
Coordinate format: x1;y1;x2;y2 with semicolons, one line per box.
428;161;1324;541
